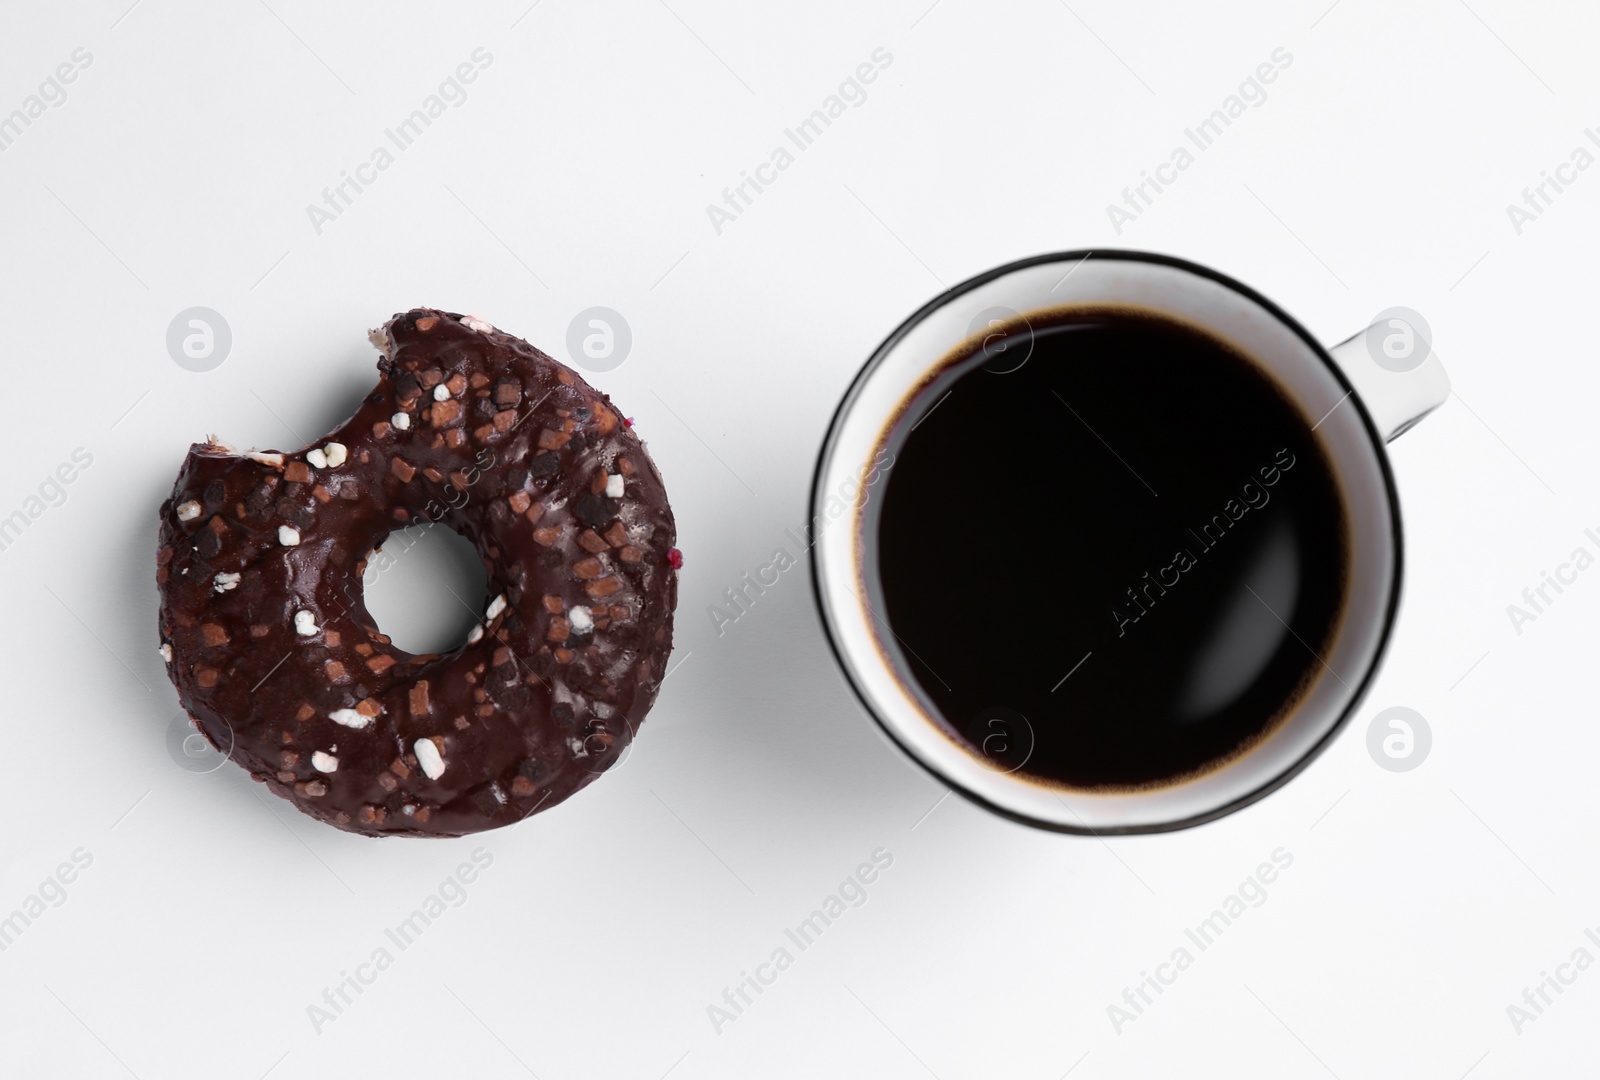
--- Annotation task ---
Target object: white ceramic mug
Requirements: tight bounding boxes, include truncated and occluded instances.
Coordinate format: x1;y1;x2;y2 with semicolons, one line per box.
811;251;1449;833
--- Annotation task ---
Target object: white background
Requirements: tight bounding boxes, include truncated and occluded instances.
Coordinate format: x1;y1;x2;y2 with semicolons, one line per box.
0;0;1595;1077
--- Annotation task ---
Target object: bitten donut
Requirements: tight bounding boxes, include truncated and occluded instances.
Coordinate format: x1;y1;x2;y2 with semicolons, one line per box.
156;309;679;837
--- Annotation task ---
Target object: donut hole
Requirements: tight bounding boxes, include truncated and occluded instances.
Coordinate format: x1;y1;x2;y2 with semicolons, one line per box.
361;522;491;655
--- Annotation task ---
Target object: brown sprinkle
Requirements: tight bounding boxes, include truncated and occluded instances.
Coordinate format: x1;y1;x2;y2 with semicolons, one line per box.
391;457;417;483
578;530;610;554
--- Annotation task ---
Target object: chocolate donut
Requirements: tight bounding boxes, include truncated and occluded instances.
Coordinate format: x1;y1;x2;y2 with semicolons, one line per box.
156;309;679;837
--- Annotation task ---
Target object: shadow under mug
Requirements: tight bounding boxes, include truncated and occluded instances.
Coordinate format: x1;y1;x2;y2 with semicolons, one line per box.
810;250;1449;834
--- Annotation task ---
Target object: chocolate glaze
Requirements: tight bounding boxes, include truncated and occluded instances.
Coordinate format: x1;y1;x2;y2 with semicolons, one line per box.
156;309;678;837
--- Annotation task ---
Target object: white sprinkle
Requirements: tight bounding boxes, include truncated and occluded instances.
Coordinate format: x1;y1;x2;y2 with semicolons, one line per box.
604;473;624;498
433;383;450;401
466;624;484;644
312;750;339;773
278;525;301;546
305;448;328;469
294;610;319;636
329;708;371;729
368;326;392;354
324;442;347;467
568;605;594;633
213;572;241;593
414;738;446;780
567;736;588;758
176;500;202;522
464;316;494;333
245;451;285;468
159;643;172;663
486;593;508;620
391;412;411;431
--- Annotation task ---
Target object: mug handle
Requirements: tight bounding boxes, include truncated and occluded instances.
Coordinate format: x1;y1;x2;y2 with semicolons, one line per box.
1325;315;1450;442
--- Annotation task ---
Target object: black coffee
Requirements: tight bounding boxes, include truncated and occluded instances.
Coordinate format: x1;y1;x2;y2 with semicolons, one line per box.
875;308;1348;790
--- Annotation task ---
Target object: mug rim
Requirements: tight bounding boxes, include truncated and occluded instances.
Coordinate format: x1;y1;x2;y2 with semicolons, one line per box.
807;248;1404;835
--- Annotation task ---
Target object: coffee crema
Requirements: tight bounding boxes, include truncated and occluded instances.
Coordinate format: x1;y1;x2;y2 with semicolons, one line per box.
870;307;1349;792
